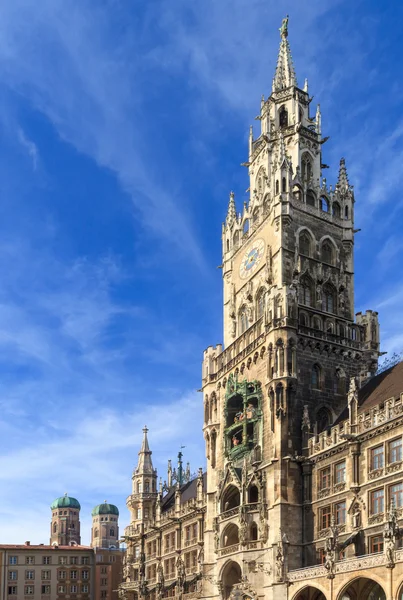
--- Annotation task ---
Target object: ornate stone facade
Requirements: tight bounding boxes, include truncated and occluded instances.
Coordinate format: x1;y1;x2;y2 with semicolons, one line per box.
119;16;403;600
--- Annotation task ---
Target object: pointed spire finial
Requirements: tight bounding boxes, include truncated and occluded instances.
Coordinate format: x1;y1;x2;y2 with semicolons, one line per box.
273;17;297;92
135;426;154;474
226;190;236;226
337;157;350;191
303;78;308;93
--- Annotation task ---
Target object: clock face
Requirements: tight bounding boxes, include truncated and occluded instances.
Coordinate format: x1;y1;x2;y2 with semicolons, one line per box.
239;238;265;279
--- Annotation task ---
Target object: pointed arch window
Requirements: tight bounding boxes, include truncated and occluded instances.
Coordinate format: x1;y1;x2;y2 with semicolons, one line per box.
311;365;321;389
299;277;313;306
275;180;279;195
306;190;316;207
239;307;249;334
322;285;336;313
110;528;115;536
137;482;142;494
299;232;312;256
316;407;331;432
332;202;341;218
279;105;288;128
53;523;57;534
233;230;239;248
321;241;334;265
144;481;150;493
301;155;313;182
345;205;349;219
293;184;302;201
320;196;329;212
243;220;249;234
282;177;287;192
299;312;307;327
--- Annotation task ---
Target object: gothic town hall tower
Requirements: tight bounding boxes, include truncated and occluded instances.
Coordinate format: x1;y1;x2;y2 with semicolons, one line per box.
201;17;380;600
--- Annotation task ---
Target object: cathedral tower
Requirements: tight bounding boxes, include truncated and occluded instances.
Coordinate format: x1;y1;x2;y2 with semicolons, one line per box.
91;502;120;548
202;16;380;600
50;494;81;546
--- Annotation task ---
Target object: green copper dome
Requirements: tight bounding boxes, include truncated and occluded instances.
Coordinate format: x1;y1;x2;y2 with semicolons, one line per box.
50;495;81;510
91;503;119;517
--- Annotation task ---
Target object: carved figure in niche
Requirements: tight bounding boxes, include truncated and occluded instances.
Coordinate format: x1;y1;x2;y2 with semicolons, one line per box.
214;530;220;553
338;288;345;312
176;556;186;586
324;538;336;577
239;507;247;545
352;506;361;529
275;545;284;581
231;317;236;338
246;303;253;323
265;246;273;284
246;403;256;419
316;283;322;307
385;537;395;568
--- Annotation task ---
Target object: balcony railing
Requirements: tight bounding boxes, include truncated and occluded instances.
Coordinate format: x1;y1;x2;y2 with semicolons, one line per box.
219;544;239;557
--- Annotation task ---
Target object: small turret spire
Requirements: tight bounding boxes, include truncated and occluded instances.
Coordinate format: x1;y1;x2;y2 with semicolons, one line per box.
135;426;154;474
273;16;297;92
226;191;236;226
337;157;350;191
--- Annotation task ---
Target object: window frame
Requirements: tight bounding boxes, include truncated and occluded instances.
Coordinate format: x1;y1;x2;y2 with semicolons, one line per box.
370;488;384;515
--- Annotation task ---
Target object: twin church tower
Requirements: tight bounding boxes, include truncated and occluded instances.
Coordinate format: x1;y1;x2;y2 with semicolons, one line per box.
121;16;381;600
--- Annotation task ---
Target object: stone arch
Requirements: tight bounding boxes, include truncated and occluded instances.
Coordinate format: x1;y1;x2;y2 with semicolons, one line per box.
320;195;329;212
221;485;241;512
395;579;403;600
256;167;266;197
319;235;337;265
306;189;317;207
301;151;314;182
279;105;288;128
220;560;242;600
248;484;259;503
299;274;314;306
332;201;341;218
292;586;327;600
316;405;332;432
221;522;239;547
322;282;337;314
297;227;316;257
336;577;386;600
293;183;303;201
255;287;266;319
233;229;240;249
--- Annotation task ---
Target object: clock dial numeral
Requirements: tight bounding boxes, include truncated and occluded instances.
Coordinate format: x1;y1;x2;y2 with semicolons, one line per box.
239;239;265;279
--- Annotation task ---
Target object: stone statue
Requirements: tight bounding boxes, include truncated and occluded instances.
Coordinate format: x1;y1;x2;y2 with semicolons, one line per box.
214;530;220;553
275;544;284;581
197;545;204;566
279;15;289;38
157;562;165;586
352;506;361;529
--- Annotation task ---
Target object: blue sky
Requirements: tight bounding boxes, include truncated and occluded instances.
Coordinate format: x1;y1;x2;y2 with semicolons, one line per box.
0;0;403;545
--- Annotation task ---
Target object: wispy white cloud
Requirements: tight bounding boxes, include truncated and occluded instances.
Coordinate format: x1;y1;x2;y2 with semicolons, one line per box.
17;127;39;170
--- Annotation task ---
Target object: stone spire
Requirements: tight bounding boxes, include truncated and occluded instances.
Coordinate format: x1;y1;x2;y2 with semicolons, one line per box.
272;16;297;92
337;157;350;192
135;426;154;474
226;191;236;226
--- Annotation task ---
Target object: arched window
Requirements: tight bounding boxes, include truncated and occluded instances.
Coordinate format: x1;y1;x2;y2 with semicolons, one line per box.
243;220;249;234
339;323;345;338
306;190;316;207
110;528;115;536
250;522;258;541
299;232;312;256
137;508;142;519
239;307;249;334
322;285;336;313
317;407;331;432
256;290;265;319
144;481;150;492
252;208;259;224
222;486;241;512
299;277;313;306
313;317;322;330
311;364;321;389
321;241;334;264
299;312;307;326
279;105;288;128
226;239;230;252
94;528;99;537
211;430;217;469
332;202;341;218
248;485;259;503
204;398;209;423
301;154;313;182
233;230;239;248
293;184;302;201
53;523;57;533
345;205;349;219
282;177;286;192
320;197;329;212
137;482;142;494
275;180;279;195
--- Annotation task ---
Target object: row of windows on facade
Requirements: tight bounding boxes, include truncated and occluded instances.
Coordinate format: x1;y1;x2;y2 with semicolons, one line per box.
8;569;90;580
8;555;90;565
93;516;118;522
145;551;199;581
299;313;360;342
52;511;78;516
318;481;403;532
135;481;156;493
317;534;402;563
93;527;116;537
317;438;403;491
7;584;90;595
52;522;78;533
